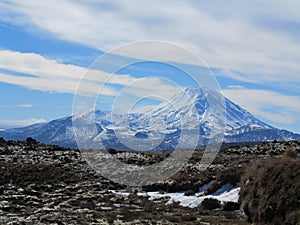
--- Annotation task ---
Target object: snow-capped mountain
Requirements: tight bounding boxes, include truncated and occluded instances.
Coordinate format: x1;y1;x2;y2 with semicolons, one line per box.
1;87;299;151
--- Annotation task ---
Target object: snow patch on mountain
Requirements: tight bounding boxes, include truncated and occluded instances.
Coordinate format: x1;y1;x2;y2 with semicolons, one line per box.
1;87;299;150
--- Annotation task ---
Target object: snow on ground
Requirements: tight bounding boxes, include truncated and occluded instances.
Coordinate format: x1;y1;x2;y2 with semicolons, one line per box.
110;182;240;209
147;183;240;208
109;190;130;197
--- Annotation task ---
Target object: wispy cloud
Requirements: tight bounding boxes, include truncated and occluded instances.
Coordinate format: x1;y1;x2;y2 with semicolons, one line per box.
17;104;32;108
0;0;299;133
0;50;179;100
226;85;245;90
1;0;300;85
0;104;33;108
222;88;300;125
0;118;47;129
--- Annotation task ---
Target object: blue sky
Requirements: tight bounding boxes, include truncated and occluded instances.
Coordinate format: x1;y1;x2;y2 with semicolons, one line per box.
0;0;299;133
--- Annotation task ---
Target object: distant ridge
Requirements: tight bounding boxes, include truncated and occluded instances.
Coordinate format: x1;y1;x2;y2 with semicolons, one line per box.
1;87;299;150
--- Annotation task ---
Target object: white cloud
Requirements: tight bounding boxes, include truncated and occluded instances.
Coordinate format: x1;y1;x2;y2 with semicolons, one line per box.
0;50;118;96
226;85;245;90
0;50;179;99
256;111;295;125
0;1;299;132
17;104;33;108
222;88;300;125
1;0;300;85
0;118;47;129
0;104;33;108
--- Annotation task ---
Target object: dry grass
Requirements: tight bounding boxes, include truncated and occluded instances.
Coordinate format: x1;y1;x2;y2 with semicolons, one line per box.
285;146;298;158
240;156;300;225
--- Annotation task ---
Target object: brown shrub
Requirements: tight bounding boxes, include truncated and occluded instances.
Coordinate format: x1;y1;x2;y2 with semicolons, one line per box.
285;146;298;158
143;200;155;212
205;167;242;195
286;210;300;225
0;162;84;186
119;207;139;222
240;157;300;225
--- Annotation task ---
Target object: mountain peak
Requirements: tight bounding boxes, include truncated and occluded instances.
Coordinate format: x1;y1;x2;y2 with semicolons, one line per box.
183;86;205;96
1;86;299;150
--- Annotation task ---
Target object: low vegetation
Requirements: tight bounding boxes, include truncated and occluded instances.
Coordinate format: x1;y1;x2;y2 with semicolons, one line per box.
240;156;300;225
0;138;299;224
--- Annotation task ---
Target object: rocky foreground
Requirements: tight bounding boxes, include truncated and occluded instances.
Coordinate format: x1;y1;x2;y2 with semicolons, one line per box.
0;137;299;225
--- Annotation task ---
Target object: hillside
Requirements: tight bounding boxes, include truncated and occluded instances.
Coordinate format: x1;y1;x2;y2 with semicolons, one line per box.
0;138;299;224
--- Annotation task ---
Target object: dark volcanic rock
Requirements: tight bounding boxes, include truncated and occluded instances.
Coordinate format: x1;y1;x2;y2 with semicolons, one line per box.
223;201;241;211
201;198;221;210
0;138;299;224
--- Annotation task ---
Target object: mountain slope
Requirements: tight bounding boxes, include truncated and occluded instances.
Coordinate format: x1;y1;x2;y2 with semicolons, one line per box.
1;87;299;150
